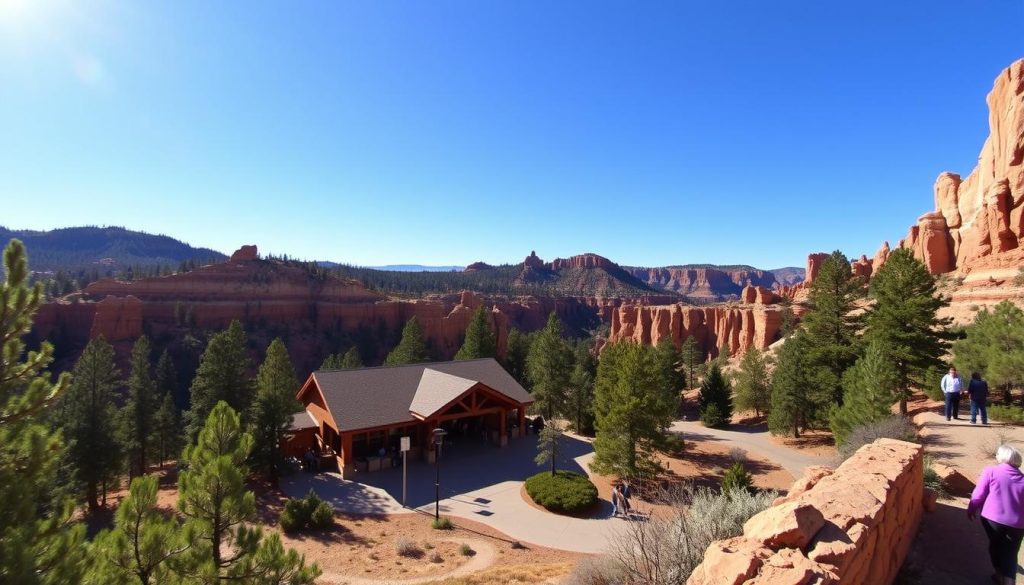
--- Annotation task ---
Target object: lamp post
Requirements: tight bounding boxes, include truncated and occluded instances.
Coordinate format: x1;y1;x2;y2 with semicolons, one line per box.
432;427;447;521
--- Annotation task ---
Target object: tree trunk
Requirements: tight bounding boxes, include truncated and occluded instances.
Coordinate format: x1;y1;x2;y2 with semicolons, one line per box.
87;482;98;512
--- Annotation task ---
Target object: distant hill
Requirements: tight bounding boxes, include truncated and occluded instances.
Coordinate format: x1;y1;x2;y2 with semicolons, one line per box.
768;266;805;286
366;264;463;272
0;226;226;274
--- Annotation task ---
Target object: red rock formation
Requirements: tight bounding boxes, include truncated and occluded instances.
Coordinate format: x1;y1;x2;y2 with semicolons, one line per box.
872;241;891;272
523;251;544;269
230;245;259;263
805;253;830;285
850;255;872;278
881;59;1024;274
628;266;777;299
740;285;781;305
549;253;615;270
464;261;493;272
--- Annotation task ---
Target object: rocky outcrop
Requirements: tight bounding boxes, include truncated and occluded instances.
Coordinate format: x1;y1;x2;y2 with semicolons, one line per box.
523;251;545;269
628;266;777;299
877;60;1024;275
549;253;615;270
464;261;494;272
688;439;924;585
230;245;259;263
608;301;784;358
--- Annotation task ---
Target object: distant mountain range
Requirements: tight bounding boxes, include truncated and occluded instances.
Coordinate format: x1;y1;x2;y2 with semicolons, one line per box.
0;226;803;299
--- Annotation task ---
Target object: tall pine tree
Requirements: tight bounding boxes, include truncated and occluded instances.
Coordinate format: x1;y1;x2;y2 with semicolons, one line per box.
863;248;952;415
0;239;85;584
829;339;899;445
733;347;772;417
698;363;733;427
123;336;158;478
185;320;253;440
768;333;829;437
526;313;573;421
60;336;123;511
801;250;864;405
503;328;532;386
953;301;1024;405
566;340;596;435
655;338;685;402
250;338;302;485
340;347;363;369
384;317;430;365
152;350;182;467
454;305;497;360
679;335;703;389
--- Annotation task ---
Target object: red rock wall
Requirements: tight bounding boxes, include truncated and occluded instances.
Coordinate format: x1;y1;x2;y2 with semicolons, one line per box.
687;439;924;585
628;266;777;298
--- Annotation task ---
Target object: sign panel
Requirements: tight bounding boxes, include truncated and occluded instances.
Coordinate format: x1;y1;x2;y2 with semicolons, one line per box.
400;436;411;452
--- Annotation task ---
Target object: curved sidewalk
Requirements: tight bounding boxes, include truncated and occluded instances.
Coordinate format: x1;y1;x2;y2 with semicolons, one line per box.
670;420;830;477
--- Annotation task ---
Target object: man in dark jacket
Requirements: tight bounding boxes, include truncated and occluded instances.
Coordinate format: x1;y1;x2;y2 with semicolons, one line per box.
968;372;989;425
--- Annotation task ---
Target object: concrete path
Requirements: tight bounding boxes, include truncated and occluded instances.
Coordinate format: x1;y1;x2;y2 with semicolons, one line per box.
282;434;629;554
670;420;830;477
911;404;1024;582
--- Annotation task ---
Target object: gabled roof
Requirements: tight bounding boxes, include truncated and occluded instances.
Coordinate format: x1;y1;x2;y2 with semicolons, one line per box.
288;410;317;431
307;358;533;433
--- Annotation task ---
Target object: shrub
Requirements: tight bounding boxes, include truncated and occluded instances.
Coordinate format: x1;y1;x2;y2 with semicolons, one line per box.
990;405;1024;424
720;462;753;493
837;416;917;462
423;541;434;550
510;540;526;550
280;489;334;533
395;538;421;558
608;483;776;583
700;402;728;428
923;455;948;499
431;516;454;530
524;471;599;515
458;543;475;556
728;447;747;463
564;556;626;585
429;551;443;563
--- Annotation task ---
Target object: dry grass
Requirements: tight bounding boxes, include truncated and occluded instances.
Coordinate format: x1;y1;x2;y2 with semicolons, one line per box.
422;562;575;585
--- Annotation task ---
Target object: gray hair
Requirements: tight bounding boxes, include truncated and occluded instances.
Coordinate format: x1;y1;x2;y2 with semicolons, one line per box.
996;444;1022;468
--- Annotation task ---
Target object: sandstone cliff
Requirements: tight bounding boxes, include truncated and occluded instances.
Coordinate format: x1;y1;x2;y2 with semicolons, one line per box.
627;265;778;299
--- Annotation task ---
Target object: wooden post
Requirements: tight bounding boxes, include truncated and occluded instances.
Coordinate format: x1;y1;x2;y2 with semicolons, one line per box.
518;408;526;438
341;433;354;478
499;409;508;447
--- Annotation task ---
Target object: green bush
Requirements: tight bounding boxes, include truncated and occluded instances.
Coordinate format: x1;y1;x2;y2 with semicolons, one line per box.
525;470;598;515
837;416;917;462
923;455;948;499
990;405;1024;424
720;462;753;493
458;543;475;556
431;517;454;530
280;489;334;533
700;402;728;428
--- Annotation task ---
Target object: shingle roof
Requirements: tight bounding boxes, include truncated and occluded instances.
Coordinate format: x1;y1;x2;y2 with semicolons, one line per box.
311;358;534;433
288;411;317;431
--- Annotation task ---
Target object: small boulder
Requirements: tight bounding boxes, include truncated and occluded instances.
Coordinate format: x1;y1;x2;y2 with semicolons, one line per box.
744;501;826;550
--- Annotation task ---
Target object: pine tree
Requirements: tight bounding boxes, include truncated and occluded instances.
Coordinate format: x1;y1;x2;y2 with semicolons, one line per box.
801;251;865;405
384;317;430;365
829;339;899;445
178;402;319;582
250;338;302;485
454;305;497;360
503;328;532;386
87;475;188;585
0;239;86;584
953;301;1024;405
123;336;158;478
733;347;772;417
320;353;343;369
60;336;123;511
863;248;952;415
679;335;703;389
526;313;573;421
152;351;182;467
590;342;678;477
768;333;829;437
566;341;596;435
698;363;733;428
716;340;732;366
340;347;363;369
184;320;254;440
655;338;685;402
779;296;798;339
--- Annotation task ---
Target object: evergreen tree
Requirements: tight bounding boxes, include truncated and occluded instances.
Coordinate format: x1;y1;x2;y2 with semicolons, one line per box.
178;402;319;582
454;305;497;360
829;339;899;445
60;336;123;511
340;347;363;369
526;313;573;421
384;317;430;365
800;251;865;405
778;296;798;339
152;351;182;467
534;423;563;476
655;338;685;402
566;341;596;435
733;347;772;417
503;328;532;386
87;475;188;585
768;333;829;437
590;342;677;477
716;340;731;366
953;301;1024;405
184;320;254;440
0;239;85;584
863;248;952;415
250;338;302;485
679;335;703;389
123;336;158;478
320;353;343;369
698;363;733;428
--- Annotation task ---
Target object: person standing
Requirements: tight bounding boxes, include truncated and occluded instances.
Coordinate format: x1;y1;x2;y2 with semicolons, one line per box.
969;445;1024;585
941;366;963;421
610;484;621;518
968;372;990;425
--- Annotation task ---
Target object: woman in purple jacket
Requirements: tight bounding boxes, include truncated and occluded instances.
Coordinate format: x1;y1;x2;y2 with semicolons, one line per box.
969;444;1024;584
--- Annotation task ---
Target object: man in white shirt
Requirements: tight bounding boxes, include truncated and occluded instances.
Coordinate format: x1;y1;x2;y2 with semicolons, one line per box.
941;366;963;421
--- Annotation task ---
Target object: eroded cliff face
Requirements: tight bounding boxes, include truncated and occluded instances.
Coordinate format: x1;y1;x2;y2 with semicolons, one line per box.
862;60;1024;277
627;266;777;299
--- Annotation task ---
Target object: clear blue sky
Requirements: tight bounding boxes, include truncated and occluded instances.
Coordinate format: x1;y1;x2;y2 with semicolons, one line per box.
1;1;1022;268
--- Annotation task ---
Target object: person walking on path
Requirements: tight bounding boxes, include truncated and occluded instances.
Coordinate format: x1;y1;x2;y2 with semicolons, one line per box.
968;444;1024;585
969;372;990;425
610;484;621;518
620;480;632;518
942;366;964;421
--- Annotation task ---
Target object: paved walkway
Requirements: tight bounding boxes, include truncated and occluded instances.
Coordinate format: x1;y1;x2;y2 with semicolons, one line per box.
911;405;1024;582
282;434;628;554
670;420;830;477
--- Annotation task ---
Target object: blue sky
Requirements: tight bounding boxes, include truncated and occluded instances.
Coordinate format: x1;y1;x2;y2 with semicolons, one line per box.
1;1;1022;269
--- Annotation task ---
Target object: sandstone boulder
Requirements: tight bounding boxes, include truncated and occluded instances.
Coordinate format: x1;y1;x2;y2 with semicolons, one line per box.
230;245;258;262
743;501;825;549
929;462;976;496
